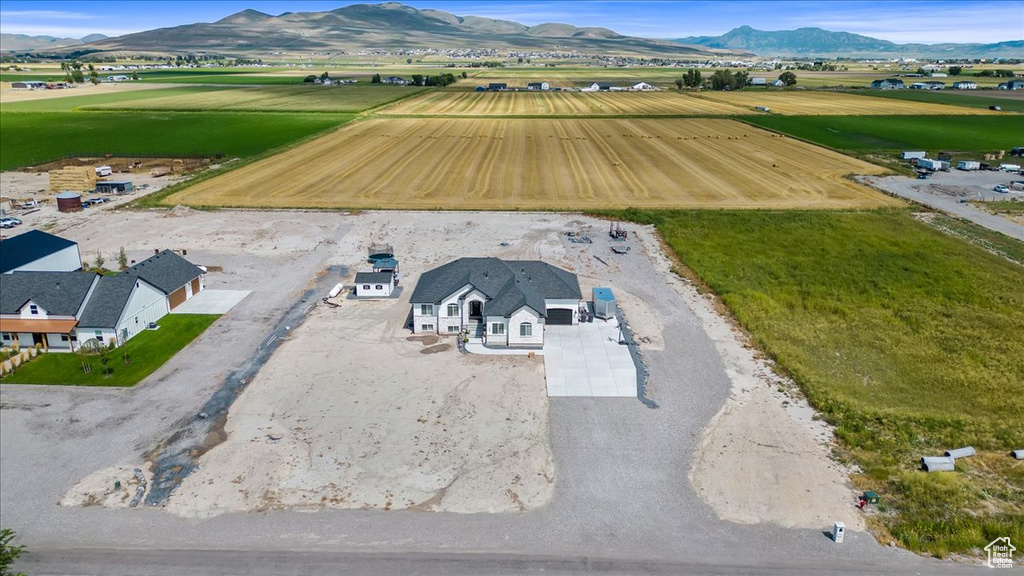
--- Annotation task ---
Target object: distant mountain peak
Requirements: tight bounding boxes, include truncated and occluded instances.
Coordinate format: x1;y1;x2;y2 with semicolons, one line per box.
677;25;1021;58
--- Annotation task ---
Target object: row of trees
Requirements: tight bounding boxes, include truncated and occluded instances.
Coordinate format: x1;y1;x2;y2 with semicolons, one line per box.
60;61;137;84
370;72;466;86
674;69;796;91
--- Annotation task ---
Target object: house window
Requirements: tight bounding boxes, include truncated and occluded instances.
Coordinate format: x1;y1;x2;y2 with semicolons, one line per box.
363;285;370;290
447;325;460;333
421;324;434;331
29;304;38;315
61;335;70;342
135;317;139;324
420;304;433;316
1;332;13;340
491;323;505;335
520;322;532;337
447;304;459;317
94;330;103;339
375;285;383;290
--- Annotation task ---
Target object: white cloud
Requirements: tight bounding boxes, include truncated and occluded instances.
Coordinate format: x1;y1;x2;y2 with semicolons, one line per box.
0;10;96;20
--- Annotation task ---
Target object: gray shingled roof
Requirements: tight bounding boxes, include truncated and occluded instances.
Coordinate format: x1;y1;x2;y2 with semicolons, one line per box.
0;271;97;315
410;258;581;318
123;250;202;295
77;275;140;328
355;272;393;285
0;230;78;274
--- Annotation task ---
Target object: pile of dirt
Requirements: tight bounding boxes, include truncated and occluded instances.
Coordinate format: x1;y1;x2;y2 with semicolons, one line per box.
165;205;194;218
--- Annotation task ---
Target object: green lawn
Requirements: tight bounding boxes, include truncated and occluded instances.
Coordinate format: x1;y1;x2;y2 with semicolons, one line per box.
0;111;352;170
609;208;1024;557
2;314;219;387
849;89;1024;113
741;115;1024;153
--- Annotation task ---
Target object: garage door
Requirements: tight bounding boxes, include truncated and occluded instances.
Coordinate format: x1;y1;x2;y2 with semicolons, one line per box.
168;287;187;310
546;308;573;325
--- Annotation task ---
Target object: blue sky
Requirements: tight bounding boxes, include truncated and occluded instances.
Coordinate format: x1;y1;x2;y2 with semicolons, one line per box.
0;1;1021;43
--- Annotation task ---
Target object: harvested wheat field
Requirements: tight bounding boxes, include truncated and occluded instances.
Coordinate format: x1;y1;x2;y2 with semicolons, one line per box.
167;118;898;210
380;90;748;116
694;90;1007;116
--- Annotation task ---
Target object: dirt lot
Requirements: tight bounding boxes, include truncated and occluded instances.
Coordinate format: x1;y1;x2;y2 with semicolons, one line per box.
694;90;1010;115
168;118;896;210
380;90;748;116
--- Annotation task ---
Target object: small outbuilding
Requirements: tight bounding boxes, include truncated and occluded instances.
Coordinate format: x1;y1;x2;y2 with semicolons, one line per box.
354;272;394;298
95;180;133;194
527;82;549;91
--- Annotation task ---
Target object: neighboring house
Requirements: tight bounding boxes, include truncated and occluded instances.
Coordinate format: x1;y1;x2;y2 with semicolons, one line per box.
0;249;205;351
629;81;657;91
354;272;394;298
748;77;767;86
106;75;131;82
999;79;1024;90
381;76;408;85
0;271;98;351
0;230;82;274
488;83;508;91
771;79;785;87
583;82;613;91
952;81;977;90
910;81;944;90
526;82;549;91
410;257;582;347
124;250;204;311
76;275;167;347
870;78;905;90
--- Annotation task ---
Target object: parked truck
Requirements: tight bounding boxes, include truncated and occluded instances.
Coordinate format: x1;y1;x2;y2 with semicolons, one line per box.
957;161;981;171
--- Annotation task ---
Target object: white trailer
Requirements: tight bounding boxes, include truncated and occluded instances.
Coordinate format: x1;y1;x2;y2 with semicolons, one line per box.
918;159;949;171
900;151;926;160
957;161;981;171
95;165;112;177
999;164;1021;172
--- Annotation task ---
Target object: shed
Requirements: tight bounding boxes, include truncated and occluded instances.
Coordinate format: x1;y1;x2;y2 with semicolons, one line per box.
354;272;394;298
95;180;134;194
593;287;616;319
56;191;83;213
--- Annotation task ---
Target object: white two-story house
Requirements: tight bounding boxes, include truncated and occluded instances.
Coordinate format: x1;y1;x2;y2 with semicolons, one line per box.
410;258;582;347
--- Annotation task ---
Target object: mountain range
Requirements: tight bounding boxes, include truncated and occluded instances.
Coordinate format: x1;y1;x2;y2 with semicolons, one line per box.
6;3;1021;59
678;25;1024;58
72;2;719;57
0;33;108;52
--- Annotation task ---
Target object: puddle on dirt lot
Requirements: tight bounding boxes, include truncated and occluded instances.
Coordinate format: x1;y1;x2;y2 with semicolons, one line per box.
420;344;451;354
143;264;348;505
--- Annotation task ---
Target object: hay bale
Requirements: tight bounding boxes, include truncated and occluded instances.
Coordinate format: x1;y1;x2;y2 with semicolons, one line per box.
49;166;97;192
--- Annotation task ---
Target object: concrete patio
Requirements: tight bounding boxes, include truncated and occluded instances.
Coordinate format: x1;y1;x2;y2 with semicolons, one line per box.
543;317;637;397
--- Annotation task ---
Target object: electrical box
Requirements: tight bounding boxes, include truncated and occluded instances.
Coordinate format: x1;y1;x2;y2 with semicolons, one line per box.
832;521;846;543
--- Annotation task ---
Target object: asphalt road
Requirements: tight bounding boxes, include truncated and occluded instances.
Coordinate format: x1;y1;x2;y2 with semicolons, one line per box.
867;171;1024;241
1;213;988;575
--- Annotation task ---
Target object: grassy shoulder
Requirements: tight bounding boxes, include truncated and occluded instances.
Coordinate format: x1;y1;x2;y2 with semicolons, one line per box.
0;111;353;171
606;208;1024;557
2;314;219;387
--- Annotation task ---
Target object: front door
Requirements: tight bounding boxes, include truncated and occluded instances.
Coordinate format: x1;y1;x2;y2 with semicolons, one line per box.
470;301;482;317
31;333;44;347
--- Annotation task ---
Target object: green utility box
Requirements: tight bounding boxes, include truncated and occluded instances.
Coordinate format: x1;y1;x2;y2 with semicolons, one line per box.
863;491;880;504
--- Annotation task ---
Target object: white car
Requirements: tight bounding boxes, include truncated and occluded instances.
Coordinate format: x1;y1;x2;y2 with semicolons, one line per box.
994;185;1010;194
0;217;22;227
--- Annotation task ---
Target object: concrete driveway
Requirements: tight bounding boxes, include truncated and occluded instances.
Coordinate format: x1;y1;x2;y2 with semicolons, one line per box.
170;289;251;314
543;317;637;397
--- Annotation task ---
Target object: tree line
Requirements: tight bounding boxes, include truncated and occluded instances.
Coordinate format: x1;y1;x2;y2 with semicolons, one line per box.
674;69;796;90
